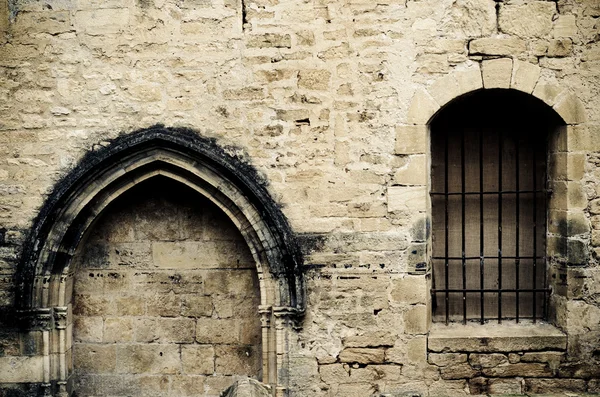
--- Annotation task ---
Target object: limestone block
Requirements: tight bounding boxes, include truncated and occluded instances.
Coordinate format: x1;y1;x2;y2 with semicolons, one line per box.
0;356;44;383
214;345;260;375
520;352;564;368
454;66;483;94
406;88;439;125
406;336;427;364
338;348;385;364
441;0;496;38
342;331;395;348
392;155;427;186
222;87;266;101
532;83;565;107
146;293;181;317
428;74;460;107
319;364;350;384
567;181;587;209
182;345;215;375
395;125;427;155
499;2;556;38
468;353;508;368
403;305;427;334
553;92;587;124
73;316;103;343
74;344;116;373
525;378;586;394
75;9;129;35
134;318;159;343
390;275;428;305
203;269;256;297
548;39;573;57
440;363;479;379
482;58;513;89
428;353;467;367
14;11;72;35
196;318;240;344
387;186;427;213
350;365;402;383
511;60;540;94
115;295;145;316
103;317;133;343
246;33;291;48
554;15;577;38
298;70;331;91
171;375;205;396
115;344;180;374
181;295;213;317
469;38;527;56
335;383;378;396
158;318;196;343
488;378;522;395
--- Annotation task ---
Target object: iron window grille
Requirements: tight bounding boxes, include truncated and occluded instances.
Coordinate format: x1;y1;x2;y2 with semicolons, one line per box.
430;125;550;325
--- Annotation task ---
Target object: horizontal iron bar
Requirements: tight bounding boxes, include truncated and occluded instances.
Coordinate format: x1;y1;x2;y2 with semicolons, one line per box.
433;256;545;260
431;288;551;293
431;190;547;196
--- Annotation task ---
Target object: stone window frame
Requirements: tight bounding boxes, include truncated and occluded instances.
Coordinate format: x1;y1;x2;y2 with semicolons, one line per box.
393;59;588;342
14;127;305;397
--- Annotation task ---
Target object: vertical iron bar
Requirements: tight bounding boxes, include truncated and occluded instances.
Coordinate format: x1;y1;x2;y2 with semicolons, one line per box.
480;129;485;324
532;143;537;323
498;130;503;323
445;132;450;325
515;135;520;323
462;129;467;324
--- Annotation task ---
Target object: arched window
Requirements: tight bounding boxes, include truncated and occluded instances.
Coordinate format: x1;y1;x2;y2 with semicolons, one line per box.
430;89;565;324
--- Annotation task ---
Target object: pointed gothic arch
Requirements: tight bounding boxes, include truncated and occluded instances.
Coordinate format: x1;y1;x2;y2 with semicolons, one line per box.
15;126;304;396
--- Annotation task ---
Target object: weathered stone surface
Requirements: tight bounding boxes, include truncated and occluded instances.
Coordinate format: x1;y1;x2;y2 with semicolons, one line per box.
428;323;567;352
499;3;556;38
511;60;541;94
482;362;552;377
221;378;272;397
482;58;513;89
406;88;439;125
440;363;479;379
181;345;215;375
339;348;386;364
469;38;527;56
395;125;427;155
428;353;467;367
469;353;508;368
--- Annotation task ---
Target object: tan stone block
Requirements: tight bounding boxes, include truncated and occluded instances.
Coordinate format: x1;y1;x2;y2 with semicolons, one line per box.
335;383;378;396
73;295;116;317
339;348;385;364
499;2;555;38
441;0;496;38
428;74;460;107
182;345;214;375
469;38;527;56
214;345;260;376
406;88;439;125
146;293;181;317
246;33;291;48
14;11;72;35
222;87;265;101
469;353;508;368
116;344;180;374
429;353;467;367
128;84;162;102
488;378;522;394
158;318;195;343
349;364;402;383
440;363;479;379
525;378;586;394
342;331;395;348
554;15;577;38
548;39;573;57
74;344;116;373
73;316;103;343
482;58;513;89
171;375;206;396
390;275;428;304
115;295;145;316
103;317;133;343
319;364;350;384
134;318;159;343
387;186;427;213
392;155;427;186
298;69;331;91
567;181;587;209
74;8;129;35
553;92;587;125
196;318;240;344
181;295;213;317
395;125;427;155
511;60;540;94
416;53;450;74
482;362;552;377
533;83;566;107
403;305;428;334
454;66;483;95
406;336;427;364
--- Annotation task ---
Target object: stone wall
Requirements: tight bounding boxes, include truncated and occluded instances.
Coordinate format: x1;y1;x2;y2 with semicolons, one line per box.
72;177;261;395
0;0;599;395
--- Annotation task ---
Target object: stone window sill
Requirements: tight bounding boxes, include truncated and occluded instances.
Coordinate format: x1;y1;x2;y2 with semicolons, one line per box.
428;322;567;353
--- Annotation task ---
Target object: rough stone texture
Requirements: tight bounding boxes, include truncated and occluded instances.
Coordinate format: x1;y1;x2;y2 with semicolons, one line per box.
71;179;261;395
1;0;600;395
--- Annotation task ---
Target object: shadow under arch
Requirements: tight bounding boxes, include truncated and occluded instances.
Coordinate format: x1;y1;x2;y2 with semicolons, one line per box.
15;125;304;396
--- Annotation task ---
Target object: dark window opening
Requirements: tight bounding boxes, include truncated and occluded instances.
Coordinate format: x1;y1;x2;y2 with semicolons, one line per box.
430;89;563;324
